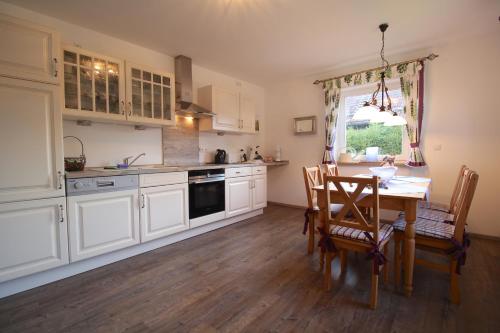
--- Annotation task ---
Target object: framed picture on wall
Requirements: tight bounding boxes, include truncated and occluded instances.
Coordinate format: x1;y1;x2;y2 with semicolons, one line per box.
293;116;317;135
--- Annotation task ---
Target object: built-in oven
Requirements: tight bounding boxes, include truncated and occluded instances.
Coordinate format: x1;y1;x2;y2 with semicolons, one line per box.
188;168;225;225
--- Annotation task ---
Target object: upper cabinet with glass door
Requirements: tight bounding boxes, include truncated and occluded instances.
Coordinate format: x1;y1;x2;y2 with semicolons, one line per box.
125;62;175;126
62;46;126;121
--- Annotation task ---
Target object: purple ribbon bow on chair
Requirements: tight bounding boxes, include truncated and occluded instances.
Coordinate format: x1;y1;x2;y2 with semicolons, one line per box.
446;232;471;274
303;208;315;235
363;232;387;275
317;227;337;253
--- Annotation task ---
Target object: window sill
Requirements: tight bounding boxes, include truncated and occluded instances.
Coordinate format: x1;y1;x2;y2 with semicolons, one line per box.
337;161;409;167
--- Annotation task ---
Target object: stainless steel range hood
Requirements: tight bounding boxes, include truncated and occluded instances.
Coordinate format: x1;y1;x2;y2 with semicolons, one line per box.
175;55;214;118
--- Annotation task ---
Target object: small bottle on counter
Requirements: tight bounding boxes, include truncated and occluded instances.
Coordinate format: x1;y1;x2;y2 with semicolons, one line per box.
275;145;282;161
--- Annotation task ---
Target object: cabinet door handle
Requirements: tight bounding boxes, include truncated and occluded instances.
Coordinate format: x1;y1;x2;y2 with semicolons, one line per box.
57;171;63;190
127;101;132;117
58;204;64;223
120;100;125;115
53;58;58;77
141;193;145;208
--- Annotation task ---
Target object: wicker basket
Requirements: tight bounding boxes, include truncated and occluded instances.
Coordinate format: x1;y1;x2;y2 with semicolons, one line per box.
64;136;86;172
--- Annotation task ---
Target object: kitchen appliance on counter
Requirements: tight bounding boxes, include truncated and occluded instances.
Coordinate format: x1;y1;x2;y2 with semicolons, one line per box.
214;149;227;164
65;175;140;262
188;168;225;227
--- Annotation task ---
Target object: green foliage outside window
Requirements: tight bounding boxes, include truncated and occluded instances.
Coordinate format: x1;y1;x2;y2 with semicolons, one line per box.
346;123;402;155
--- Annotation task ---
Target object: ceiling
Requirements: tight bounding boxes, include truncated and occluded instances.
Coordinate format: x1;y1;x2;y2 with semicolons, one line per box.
5;0;499;85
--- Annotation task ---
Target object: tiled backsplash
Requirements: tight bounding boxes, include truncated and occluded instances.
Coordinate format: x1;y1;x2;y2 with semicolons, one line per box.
162;117;199;165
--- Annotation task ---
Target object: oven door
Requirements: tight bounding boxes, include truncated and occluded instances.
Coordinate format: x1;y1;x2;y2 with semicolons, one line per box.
189;179;225;219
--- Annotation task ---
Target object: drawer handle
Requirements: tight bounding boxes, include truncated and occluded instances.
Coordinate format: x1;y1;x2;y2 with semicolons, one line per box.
141;193;145;208
53;58;58;77
97;181;115;187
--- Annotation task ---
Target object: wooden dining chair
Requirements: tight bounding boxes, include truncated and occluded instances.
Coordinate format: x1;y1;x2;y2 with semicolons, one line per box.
394;170;479;304
302;166;322;255
321;175;393;309
419;165;468;216
318;163;340;183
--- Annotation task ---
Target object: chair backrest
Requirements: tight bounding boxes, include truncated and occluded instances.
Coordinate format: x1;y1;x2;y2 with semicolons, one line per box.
324;175;380;242
302;166;322;209
449;165;469;214
318;163;340;184
453;170;479;241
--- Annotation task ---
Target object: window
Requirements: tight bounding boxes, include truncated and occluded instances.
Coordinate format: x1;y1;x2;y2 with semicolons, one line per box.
336;80;408;160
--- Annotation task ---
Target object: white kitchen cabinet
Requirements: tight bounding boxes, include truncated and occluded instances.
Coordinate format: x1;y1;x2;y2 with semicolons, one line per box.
225;176;253;218
0;76;65;203
198;85;256;133
0;14;60;84
0;197;68;283
126;62;175;126
198;85;240;131
140;183;189;242
252;175;267;209
61;46;126;122
239;94;256;133
67;189;140;262
225;167;267;218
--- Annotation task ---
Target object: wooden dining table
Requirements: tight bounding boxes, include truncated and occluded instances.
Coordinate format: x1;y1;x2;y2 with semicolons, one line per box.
313;174;432;297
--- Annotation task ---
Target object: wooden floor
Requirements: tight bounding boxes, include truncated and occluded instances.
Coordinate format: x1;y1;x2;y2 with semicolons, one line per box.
1;205;499;333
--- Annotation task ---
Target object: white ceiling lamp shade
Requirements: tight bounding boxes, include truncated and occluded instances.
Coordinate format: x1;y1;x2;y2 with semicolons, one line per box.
370;110;393;123
383;114;407;126
352;101;378;120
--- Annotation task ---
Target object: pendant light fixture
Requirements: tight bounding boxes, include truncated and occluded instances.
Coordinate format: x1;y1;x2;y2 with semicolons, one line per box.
352;23;407;126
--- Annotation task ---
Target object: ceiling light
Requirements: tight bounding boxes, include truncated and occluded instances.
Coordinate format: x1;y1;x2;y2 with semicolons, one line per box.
383;114;407;126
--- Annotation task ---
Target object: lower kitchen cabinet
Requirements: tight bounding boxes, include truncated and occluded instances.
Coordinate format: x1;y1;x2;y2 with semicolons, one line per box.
67;189;140;262
140;183;189;242
0;197;68;283
252;175;267;209
225;176;253;218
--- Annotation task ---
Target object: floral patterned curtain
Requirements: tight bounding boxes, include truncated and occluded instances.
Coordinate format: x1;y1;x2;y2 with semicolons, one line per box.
320;59;427;166
399;61;426;166
322;80;341;164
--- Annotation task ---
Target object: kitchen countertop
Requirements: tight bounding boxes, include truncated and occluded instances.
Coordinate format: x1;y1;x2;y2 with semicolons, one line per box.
65;161;289;179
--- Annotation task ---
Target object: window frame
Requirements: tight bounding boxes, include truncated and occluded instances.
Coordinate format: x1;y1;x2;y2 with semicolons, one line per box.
335;79;409;162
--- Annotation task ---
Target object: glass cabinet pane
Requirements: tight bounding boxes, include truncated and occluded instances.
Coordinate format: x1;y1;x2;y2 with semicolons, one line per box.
132;68;141;79
94;59;107;113
64;51;77;64
143;82;152;118
80;68;93;111
153;74;161;84
132;79;142;116
79;54;92;67
153;85;161;119
64;64;78;109
143;71;151;81
162;86;171;120
162;76;170;86
108;62;120;114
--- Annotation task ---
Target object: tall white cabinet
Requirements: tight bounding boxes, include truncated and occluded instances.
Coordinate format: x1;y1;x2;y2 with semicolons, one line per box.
0;15;68;282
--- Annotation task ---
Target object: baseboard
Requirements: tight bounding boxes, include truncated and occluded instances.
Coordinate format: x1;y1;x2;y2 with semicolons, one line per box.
469;232;500;242
268;201;306;210
0;209;263;299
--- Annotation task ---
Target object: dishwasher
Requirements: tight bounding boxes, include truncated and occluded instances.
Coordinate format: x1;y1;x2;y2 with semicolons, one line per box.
66;175;140;262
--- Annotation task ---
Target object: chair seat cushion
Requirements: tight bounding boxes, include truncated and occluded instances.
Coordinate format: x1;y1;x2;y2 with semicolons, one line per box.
330;223;393;244
417;208;454;223
312;203;343;213
393;216;455;240
419;200;450;212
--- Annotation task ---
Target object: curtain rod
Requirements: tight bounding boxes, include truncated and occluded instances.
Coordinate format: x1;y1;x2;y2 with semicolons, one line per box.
313;53;438;85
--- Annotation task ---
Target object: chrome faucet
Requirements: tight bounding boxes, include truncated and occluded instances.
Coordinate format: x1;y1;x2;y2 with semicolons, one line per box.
123;153;146;167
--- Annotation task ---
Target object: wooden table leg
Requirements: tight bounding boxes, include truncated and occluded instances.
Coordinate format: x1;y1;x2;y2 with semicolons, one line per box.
403;200;417;297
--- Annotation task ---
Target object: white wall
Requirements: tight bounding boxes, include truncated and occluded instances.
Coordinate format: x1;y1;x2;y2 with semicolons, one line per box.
0;1;265;166
264;29;500;237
